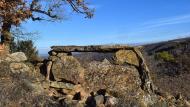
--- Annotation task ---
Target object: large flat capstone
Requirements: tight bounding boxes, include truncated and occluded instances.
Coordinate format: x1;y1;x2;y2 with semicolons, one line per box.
51;45;133;52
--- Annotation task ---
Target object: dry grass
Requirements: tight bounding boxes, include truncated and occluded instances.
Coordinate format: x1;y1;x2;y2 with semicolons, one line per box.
0;61;60;107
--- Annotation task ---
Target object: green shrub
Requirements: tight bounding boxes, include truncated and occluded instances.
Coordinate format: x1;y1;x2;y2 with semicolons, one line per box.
155;51;175;62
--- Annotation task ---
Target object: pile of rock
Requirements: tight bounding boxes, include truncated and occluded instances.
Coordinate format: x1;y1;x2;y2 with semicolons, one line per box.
45;45;152;106
1;45;190;106
47;46;122;106
46;45;190;107
0;52;56;106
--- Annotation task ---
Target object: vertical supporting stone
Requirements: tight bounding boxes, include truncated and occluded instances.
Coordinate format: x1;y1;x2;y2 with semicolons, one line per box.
46;61;53;81
132;47;155;93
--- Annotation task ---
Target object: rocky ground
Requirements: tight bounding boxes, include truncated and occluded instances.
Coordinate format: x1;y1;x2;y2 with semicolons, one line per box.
142;37;190;100
0;45;190;107
0;52;57;106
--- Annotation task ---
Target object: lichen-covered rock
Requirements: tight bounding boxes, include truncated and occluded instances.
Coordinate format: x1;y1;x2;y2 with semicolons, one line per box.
10;62;30;73
1;46;190;107
51;55;85;84
48;55;58;62
115;50;139;66
105;96;118;107
50;81;75;89
62;84;86;97
94;95;104;105
57;52;70;58
51;45;132;52
84;60;142;98
48;50;57;56
0;61;60;107
5;52;27;62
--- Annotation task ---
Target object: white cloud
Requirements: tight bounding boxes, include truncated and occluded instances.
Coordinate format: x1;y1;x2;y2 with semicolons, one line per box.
142;13;190;28
116;14;190;42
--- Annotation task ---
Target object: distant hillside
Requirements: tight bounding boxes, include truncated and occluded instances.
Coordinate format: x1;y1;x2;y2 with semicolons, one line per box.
142;37;190;100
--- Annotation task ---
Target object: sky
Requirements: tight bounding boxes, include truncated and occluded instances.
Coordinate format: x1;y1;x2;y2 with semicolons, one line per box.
22;0;190;54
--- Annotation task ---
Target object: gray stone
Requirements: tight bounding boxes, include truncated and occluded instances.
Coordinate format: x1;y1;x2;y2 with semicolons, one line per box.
105;96;118;106
6;52;27;62
48;56;58;62
185;100;190;107
50;81;74;89
85;61;141;96
115;50;139;66
51;45;133;52
10;62;30;73
57;53;69;58
46;61;53;80
62;84;84;96
95;95;104;105
51;55;85;84
102;58;111;65
48;51;57;56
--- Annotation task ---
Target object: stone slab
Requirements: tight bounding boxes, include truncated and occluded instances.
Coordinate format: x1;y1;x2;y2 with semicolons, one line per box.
51;45;133;52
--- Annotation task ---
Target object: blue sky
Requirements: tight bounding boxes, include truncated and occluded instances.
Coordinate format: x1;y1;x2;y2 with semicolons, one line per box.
22;0;190;54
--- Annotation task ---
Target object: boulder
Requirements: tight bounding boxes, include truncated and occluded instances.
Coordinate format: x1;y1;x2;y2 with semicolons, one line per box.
6;52;27;62
48;55;58;62
48;50;57;56
94;95;104;105
51;55;85;84
84;61;142;99
50;81;74;89
37;45;190;106
57;52;70;58
10;62;30;73
65;95;74;101
105;96;118;107
115;50;139;66
62;84;84;96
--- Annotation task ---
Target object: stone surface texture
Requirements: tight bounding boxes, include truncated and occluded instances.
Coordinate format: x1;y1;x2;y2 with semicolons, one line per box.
5;52;27;62
0;46;189;107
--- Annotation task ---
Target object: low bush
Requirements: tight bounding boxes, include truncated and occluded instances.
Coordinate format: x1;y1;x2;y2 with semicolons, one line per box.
155;51;175;62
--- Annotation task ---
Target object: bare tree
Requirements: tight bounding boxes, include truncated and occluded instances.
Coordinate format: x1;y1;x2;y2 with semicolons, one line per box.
0;0;94;51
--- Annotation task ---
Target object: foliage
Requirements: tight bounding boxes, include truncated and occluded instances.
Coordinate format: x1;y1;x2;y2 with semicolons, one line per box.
0;0;94;25
10;40;39;61
155;51;175;62
0;0;94;47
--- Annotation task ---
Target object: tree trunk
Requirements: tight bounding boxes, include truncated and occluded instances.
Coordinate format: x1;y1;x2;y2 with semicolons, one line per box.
1;21;12;53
